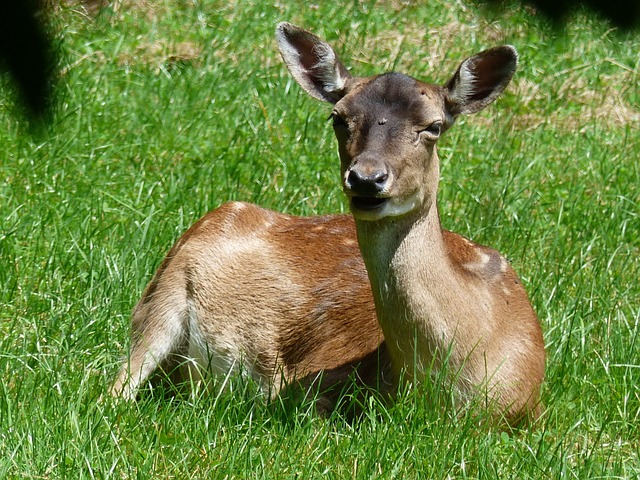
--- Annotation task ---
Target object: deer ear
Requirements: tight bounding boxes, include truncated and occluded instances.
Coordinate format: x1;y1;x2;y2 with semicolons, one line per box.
444;46;517;117
276;22;352;104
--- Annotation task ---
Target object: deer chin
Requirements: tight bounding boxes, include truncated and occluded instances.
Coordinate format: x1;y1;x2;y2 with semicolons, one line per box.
350;192;420;221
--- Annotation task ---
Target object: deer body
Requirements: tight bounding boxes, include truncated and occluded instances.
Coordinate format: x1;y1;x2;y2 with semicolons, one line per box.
112;22;545;426
111;201;387;405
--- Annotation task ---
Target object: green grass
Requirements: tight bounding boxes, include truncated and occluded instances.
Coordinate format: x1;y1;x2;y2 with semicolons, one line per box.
1;0;639;477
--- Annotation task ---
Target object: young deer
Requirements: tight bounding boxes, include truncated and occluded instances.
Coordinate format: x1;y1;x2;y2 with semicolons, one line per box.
111;22;544;425
275;22;545;423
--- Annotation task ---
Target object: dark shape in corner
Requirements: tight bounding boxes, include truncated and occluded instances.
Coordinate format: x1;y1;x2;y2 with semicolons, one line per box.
0;1;56;121
480;0;640;30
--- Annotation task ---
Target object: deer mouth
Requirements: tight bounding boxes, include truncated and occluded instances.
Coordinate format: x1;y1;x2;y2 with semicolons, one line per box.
349;191;421;220
350;196;389;211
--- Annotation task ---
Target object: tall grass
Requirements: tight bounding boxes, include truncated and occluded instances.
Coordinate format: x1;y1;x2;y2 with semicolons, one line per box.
1;0;638;477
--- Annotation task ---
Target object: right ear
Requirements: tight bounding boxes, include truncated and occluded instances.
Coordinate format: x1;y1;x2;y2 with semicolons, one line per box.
276;22;352;104
444;45;518;118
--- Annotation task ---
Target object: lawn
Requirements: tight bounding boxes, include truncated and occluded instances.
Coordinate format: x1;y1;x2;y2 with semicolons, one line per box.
1;0;638;477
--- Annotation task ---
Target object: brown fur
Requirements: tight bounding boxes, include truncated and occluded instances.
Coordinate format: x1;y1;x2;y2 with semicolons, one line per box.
277;22;545;425
111;202;389;410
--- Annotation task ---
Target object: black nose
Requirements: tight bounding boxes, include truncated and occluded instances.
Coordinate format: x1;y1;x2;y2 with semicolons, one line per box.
346;169;388;196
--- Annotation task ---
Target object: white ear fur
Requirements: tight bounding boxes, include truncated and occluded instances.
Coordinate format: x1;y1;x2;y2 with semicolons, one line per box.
310;42;347;94
446;60;477;106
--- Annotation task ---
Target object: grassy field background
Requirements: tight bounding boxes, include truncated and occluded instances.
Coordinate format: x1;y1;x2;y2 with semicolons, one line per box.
1;0;639;477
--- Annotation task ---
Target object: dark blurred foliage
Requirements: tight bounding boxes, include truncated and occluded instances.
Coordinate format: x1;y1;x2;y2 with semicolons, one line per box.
480;0;640;30
0;1;55;121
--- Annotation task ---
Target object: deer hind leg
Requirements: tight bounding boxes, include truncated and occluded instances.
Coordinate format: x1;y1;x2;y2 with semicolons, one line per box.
110;298;190;400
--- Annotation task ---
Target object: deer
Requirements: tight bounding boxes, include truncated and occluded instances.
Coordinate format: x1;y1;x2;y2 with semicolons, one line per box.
275;22;545;424
111;22;545;426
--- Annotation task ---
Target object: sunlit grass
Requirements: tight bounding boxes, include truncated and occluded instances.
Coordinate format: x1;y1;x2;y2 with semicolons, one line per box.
0;0;638;477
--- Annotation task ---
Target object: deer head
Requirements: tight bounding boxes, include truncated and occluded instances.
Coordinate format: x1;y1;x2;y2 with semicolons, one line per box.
276;22;517;222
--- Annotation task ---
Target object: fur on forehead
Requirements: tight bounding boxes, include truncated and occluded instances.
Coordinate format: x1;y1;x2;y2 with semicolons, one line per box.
337;73;445;121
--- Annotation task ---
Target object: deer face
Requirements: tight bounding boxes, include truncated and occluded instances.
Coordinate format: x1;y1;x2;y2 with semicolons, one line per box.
331;74;447;221
276;22;517;221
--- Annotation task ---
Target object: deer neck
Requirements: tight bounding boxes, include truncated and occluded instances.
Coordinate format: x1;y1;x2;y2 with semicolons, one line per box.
354;192;476;381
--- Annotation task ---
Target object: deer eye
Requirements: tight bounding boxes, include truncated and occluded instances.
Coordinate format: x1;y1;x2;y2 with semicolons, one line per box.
329;112;348;130
418;121;442;139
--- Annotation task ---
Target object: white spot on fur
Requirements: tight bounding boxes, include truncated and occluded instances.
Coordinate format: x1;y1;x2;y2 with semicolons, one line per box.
500;257;509;273
477;252;491;266
464;251;490;272
231;202;246;212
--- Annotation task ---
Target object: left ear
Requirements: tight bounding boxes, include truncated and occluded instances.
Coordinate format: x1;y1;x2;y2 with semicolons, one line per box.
444;46;518;117
276;22;352;104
